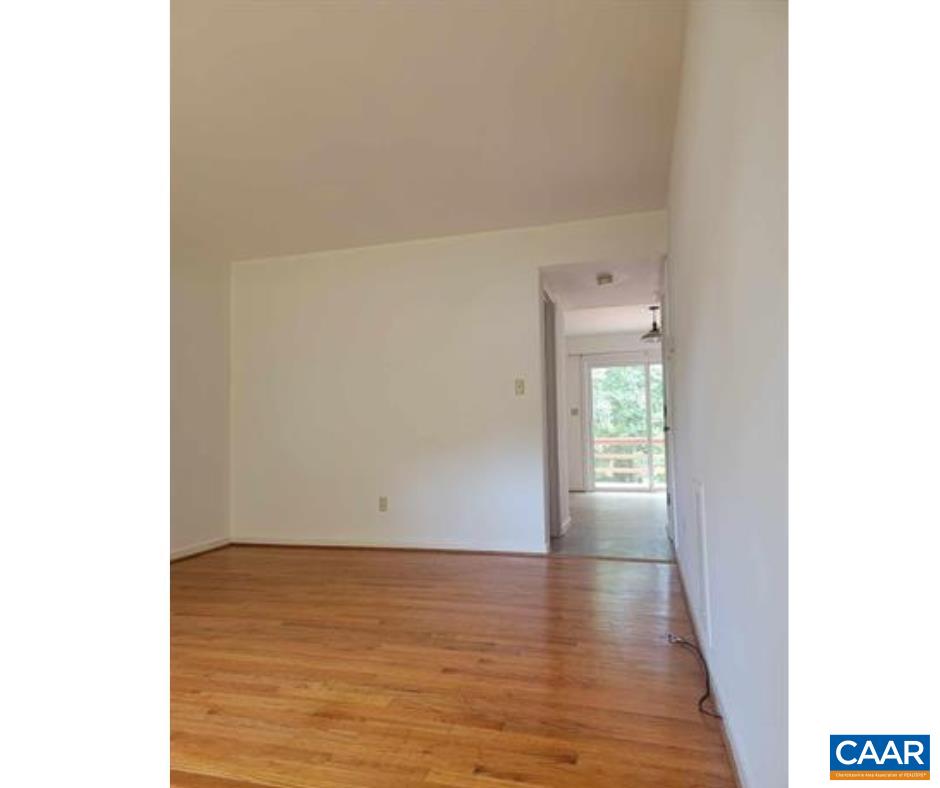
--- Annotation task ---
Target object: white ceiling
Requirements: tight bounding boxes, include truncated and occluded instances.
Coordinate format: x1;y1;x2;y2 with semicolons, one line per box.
564;305;654;337
172;0;687;262
541;257;663;311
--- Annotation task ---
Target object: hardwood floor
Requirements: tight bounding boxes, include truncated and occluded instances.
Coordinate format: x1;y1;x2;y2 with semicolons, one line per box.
171;546;734;787
551;492;674;561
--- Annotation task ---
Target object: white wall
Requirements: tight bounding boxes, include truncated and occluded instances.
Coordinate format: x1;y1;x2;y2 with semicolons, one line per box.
566;331;662;357
230;213;666;553
170;253;230;558
565;333;661;491
666;3;787;787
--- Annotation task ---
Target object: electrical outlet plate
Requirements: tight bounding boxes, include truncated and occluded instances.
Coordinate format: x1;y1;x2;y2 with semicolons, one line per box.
514;378;525;396
378;496;388;512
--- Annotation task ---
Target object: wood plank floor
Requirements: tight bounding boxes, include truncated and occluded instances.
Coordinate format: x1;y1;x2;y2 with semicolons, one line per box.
171;546;734;787
551;492;674;562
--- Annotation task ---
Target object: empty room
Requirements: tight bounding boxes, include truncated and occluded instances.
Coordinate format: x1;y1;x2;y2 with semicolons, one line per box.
14;0;940;785
171;2;787;786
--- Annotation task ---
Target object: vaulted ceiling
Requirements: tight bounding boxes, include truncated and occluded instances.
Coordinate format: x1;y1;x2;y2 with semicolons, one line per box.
172;0;686;262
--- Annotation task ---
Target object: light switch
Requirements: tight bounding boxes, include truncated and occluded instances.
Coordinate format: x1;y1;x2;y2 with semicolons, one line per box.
514;378;525;396
378;496;388;512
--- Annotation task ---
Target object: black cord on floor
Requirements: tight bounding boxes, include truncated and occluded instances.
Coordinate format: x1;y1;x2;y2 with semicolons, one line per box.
666;633;722;719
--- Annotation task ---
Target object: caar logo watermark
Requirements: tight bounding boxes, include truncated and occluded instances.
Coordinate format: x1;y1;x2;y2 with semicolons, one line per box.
831;735;930;780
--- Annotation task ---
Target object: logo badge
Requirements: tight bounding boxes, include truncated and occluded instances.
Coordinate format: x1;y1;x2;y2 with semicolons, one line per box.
831;735;930;780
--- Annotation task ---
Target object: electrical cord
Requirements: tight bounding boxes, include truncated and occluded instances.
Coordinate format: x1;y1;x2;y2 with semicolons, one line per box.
666;633;722;719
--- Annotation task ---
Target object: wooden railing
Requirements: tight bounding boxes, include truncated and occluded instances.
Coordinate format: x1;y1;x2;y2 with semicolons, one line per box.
594;436;666;486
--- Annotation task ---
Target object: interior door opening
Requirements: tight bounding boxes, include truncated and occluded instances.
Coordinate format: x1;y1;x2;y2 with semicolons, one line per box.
539;258;673;562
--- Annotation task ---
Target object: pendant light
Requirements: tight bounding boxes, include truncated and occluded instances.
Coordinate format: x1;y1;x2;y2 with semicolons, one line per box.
641;305;662;343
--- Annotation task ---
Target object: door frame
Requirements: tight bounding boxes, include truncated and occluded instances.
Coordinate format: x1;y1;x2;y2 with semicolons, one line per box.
541;290;561;543
660;260;679;545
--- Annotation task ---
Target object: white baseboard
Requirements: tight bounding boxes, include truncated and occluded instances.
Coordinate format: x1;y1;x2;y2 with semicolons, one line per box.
674;557;748;788
170;536;230;562
709;663;749;788
230;535;548;555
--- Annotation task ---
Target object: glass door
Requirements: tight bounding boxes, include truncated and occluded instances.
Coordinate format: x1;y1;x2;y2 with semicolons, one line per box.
589;360;665;491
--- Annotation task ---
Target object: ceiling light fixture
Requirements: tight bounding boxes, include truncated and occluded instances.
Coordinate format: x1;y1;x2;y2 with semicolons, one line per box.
641;305;662;343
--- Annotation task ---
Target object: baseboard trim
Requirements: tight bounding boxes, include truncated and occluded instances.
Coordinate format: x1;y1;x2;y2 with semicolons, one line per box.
712;670;747;788
229;537;547;558
673;559;747;788
553;553;675;565
170;537;230;563
170;536;681;568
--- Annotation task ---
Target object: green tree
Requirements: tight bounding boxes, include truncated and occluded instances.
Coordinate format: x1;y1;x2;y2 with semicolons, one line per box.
591;364;664;437
591;363;666;486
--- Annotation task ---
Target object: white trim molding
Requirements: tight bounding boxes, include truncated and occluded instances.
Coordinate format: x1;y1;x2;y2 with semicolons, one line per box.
170;536;230;562
230;536;548;555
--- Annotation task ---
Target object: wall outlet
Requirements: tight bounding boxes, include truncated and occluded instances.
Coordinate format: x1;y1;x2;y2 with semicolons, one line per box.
514;378;526;396
378;496;388;512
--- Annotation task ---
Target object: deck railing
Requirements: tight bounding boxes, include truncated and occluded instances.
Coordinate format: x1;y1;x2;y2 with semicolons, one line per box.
593;436;666;487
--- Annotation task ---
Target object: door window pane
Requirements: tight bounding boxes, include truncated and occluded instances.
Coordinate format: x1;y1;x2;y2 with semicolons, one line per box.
591;365;649;489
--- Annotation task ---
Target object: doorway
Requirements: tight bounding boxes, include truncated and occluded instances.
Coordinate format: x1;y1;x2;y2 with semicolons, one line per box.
539;258;673;562
587;356;666;492
550;350;671;561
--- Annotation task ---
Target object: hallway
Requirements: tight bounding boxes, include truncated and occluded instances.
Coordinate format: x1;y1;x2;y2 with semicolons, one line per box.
551;492;673;561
